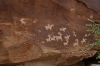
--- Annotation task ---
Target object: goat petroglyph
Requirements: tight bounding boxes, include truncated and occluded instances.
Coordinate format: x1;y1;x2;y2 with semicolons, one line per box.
46;32;63;42
20;18;26;25
88;33;91;36
73;31;77;37
45;24;54;31
46;35;52;42
64;35;70;46
60;27;66;32
81;38;87;44
50;35;56;41
55;32;63;42
73;39;79;46
20;18;37;25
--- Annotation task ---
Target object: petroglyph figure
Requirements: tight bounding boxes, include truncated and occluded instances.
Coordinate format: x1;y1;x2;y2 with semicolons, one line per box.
73;39;79;46
55;32;63;42
85;34;88;37
45;24;54;31
20;18;26;25
50;35;56;41
64;35;70;46
73;31;77;37
81;38;87;44
60;27;66;32
46;35;51;42
70;8;75;11
46;32;63;42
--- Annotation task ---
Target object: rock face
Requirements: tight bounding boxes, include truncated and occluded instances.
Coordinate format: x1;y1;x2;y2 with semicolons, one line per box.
0;0;100;66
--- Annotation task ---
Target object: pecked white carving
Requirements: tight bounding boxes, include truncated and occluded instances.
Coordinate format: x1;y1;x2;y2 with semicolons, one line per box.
60;27;66;32
45;24;54;31
73;39;79;46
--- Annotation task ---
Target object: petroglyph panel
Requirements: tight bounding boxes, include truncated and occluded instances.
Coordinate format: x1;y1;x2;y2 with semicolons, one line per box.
41;23;93;47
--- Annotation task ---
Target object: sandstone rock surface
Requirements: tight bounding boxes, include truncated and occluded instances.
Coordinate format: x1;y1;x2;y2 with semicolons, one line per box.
0;0;100;66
